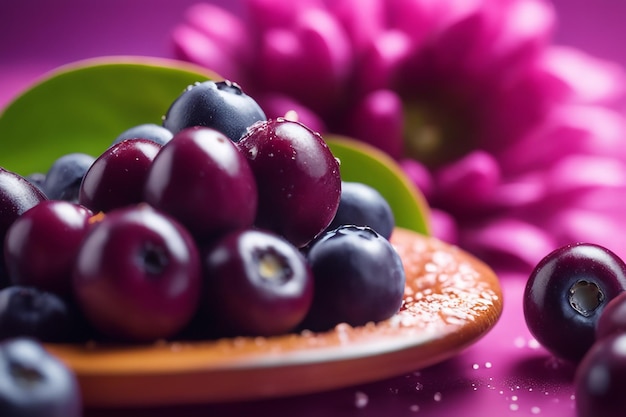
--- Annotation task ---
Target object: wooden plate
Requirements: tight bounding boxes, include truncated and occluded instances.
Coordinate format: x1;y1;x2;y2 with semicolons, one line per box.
44;228;503;408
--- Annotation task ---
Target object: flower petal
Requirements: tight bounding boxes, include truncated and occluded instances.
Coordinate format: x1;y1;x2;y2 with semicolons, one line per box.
498;104;626;174
460;218;558;274
400;158;434;199
256;93;326;133
244;0;322;33
327;0;386;53
346;90;404;159
546;208;626;255
541;46;626;104
181;3;251;64
545;155;626;193
171;25;242;82
356;30;413;94
433;150;500;209
429;208;459;244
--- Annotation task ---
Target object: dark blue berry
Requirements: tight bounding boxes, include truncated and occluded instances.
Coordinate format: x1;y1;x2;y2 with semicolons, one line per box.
0;286;74;343
112;123;173;146
0;338;82;417
326;181;394;239
43;153;95;202
162;80;266;142
301;225;405;331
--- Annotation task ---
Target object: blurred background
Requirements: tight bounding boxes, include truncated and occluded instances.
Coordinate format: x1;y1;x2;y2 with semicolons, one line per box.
1;0;625;108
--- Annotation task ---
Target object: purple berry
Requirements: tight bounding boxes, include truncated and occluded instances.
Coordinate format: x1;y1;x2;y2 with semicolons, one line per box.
523;243;626;362
163;80;266;142
596;291;626;341
575;332;626;417
144;127;257;242
4;200;92;298
79;138;161;212
237;118;341;247
72;204;202;342
199;229;313;337
0;338;82;417
301;225;405;332
0;168;47;288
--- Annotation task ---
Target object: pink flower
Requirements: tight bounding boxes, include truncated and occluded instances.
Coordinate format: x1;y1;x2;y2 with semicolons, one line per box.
172;0;626;277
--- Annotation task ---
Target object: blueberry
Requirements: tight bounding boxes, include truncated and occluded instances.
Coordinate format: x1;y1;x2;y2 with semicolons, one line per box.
162;80;266;142
0;286;74;343
325;181;395;239
43;153;95;202
0;338;82;417
25;173;46;193
523;243;626;362
301;225;405;332
199;229;313;337
575;332;626;417
112;123;173;146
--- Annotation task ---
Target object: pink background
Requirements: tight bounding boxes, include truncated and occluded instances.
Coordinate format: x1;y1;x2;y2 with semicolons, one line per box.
1;1;625;416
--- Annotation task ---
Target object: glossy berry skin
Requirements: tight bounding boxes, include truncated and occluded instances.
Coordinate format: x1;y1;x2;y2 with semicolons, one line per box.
4;200;92;298
43;153;95;202
596;291;626;340
325;181;395;239
112;123;173;146
301;225;405;332
0;168;48;288
162;80;266;142
523;243;626;363
0;338;82;417
238;118;341;247
0;286;74;343
144;127;257;242
200;229;313;337
73;204;202;342
575;332;626;417
79;139;162;212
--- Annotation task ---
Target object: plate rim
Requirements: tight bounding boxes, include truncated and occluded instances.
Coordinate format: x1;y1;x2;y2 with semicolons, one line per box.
44;228;503;407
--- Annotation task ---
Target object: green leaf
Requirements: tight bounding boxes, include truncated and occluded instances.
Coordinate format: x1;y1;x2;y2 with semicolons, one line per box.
0;57;430;235
0;57;216;175
325;136;431;236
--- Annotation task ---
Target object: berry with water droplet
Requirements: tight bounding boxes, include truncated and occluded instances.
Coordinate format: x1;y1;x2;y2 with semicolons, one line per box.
144;127;257;243
162;80;266;142
237;118;341;247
